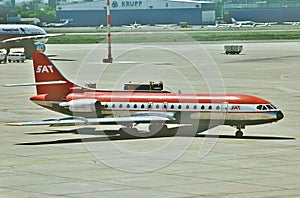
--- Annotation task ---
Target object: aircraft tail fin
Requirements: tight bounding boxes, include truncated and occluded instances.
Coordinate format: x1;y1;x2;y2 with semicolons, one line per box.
231;18;237;24
32;52;75;101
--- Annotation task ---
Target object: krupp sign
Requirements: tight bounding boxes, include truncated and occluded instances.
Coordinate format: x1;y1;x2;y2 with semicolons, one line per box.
112;1;143;8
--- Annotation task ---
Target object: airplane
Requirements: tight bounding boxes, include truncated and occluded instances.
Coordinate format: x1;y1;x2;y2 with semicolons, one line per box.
155;24;178;29
283;21;300;26
5;52;284;138
230;18;259;28
122;21;149;29
169;0;214;4
96;22;105;30
207;21;240;28
255;22;278;27
0;24;63;60
44;20;70;28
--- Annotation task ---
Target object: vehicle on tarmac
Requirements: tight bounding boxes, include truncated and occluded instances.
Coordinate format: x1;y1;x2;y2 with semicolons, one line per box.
5;52;284;138
7;52;26;63
0;52;5;63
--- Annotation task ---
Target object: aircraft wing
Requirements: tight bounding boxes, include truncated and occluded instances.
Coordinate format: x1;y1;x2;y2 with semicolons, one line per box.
7;113;176;126
155;24;177;28
0;33;64;44
122;25;133;28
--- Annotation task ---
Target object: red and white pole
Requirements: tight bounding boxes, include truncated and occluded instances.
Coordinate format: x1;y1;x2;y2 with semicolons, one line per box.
103;0;113;63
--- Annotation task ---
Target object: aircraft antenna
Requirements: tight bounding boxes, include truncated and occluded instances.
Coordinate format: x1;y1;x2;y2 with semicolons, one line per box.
103;0;113;63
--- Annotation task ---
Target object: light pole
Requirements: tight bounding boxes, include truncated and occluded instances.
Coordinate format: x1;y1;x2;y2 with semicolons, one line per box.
103;0;113;63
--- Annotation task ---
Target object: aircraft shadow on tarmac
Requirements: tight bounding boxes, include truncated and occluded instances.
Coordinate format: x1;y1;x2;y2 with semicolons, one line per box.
18;127;295;146
226;55;300;63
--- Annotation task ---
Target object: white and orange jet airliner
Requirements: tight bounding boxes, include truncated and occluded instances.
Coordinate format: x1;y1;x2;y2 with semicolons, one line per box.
0;24;62;59
6;52;284;137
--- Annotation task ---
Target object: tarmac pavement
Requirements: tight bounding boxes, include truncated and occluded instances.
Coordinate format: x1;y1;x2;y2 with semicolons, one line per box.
0;41;299;197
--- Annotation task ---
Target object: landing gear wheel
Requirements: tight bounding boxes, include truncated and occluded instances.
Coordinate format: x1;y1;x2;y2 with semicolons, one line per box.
149;123;168;135
119;128;138;139
148;123;168;137
235;130;243;137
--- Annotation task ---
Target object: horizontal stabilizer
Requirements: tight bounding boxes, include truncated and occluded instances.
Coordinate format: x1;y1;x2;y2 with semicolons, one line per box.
3;80;67;87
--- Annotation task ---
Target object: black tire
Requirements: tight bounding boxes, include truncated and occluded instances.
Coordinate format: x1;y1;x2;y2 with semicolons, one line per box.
235;131;243;137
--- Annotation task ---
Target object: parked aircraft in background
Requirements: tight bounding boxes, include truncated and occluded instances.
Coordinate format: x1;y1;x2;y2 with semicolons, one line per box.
219;18;278;28
96;22;105;30
0;24;63;60
207;21;239;28
155;24;178;29
170;0;214;4
44;20;69;28
231;18;256;27
255;22;278;27
283;21;300;26
122;21;149;29
6;52;284;138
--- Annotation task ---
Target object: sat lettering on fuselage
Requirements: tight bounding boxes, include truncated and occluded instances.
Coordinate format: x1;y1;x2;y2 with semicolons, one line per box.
121;1;142;7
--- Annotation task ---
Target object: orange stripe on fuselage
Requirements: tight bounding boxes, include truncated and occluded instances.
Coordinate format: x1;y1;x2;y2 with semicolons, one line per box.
0;35;16;40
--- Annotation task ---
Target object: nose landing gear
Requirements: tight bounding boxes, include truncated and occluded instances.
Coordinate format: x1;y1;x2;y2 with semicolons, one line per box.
235;125;245;137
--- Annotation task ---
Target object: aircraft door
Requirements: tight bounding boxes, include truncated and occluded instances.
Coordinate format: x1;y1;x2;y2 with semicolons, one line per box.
221;102;228;114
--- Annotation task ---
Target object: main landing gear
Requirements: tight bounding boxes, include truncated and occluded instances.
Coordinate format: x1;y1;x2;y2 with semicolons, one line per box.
118;122;168;138
235;125;244;137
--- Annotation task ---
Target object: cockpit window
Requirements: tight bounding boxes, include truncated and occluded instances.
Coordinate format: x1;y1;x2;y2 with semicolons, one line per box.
266;105;273;110
270;104;277;109
257;105;262;110
257;105;268;110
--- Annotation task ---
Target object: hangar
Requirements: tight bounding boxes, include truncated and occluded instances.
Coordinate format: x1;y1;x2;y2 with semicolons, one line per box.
225;2;300;23
56;0;216;27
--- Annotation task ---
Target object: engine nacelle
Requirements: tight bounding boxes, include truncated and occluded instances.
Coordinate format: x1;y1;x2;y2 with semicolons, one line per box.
59;99;100;113
34;42;46;52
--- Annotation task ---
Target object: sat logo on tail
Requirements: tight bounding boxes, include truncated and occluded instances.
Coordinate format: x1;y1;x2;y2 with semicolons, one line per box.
36;65;54;73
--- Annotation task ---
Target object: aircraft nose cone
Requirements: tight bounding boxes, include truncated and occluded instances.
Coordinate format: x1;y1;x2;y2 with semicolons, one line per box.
277;111;284;120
